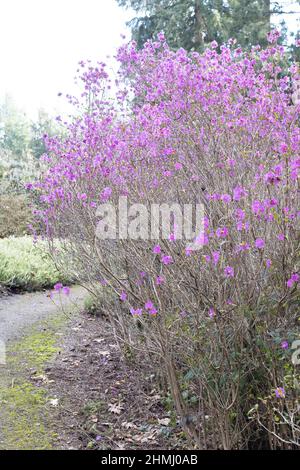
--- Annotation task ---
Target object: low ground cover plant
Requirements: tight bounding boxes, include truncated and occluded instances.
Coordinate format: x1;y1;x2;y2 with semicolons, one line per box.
0;236;70;291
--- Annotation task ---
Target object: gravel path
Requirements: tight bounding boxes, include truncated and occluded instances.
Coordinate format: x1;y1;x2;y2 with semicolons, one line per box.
0;286;87;344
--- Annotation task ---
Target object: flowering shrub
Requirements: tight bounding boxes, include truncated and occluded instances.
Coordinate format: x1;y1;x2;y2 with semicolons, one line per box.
32;33;300;448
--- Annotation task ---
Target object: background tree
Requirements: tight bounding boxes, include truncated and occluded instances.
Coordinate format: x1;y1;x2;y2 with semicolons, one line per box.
30;108;57;160
0;94;31;158
117;0;300;50
0;97;57;192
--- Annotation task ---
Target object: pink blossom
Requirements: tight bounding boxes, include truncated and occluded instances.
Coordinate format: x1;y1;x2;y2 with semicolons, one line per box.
266;259;272;268
54;283;63;291
287;273;299;288
161;255;173;265
224;266;234;278
278;142;288;154
267;29;281;44
212;251;220;265
216;227;229;238
174;162;182;170
149;308;158;315
153;244;161;254
156;276;165;285
255;238;265;249
145;300;154;310
130;307;143;316
275;387;286;398
101;187;112;201
237;242;250;252
208;307;215;318
62;286;70;296
221;194;231;203
157;31;165;42
233;186;247;201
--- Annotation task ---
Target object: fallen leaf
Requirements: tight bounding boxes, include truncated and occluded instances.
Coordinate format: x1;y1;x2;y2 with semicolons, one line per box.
108;402;124;415
49;398;59;407
121;421;137;430
99;350;110;356
158;417;171;426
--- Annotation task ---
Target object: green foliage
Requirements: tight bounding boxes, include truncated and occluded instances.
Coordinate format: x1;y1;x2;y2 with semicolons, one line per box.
0;194;33;238
0;95;31;158
30;109;58;160
0;96;58;194
0;236;69;291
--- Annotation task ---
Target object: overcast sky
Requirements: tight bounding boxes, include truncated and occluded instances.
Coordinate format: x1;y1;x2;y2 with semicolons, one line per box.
0;0;299;118
0;0;132;117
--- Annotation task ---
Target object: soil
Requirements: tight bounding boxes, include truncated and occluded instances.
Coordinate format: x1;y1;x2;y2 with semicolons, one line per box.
46;311;186;450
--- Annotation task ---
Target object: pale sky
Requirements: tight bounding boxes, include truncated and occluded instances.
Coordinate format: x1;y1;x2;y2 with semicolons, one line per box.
0;0;132;117
0;0;299;118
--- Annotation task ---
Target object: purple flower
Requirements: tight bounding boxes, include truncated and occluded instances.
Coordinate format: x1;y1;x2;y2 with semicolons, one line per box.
281;341;288;350
275;387;286;398
54;283;63;291
216;227;229;238
145;300;154;310
287;273;299;288
149;308;158;315
101;187;112;202
130;307;143;316
266;259;272;268
267;29;281;44
208;307;215;318
224;266;234;278
212;251;220;265
278;142;288;154
78;193;87;201
237;242;250;253
233;186;247;201
62;286;70;296
120;291;127;302
221;194;231;203
153;244;161;254
156;276;165;286
157;31;165;42
161;255;173;265
255;238;265;249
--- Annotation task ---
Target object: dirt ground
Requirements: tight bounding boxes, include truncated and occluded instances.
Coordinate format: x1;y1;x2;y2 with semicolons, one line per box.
45;311;187;450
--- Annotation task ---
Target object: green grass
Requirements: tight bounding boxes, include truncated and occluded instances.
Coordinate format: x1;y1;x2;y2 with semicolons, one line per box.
0;236;70;291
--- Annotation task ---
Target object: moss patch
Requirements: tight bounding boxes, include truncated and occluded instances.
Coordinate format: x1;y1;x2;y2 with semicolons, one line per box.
0;314;67;449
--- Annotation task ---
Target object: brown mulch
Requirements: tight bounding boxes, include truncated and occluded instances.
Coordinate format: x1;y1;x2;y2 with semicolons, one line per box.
45;312;187;450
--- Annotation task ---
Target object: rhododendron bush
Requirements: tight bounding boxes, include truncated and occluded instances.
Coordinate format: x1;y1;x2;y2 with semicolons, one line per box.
32;33;300;449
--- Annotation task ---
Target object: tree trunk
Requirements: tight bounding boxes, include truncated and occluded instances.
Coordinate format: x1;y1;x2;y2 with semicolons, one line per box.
194;1;204;49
